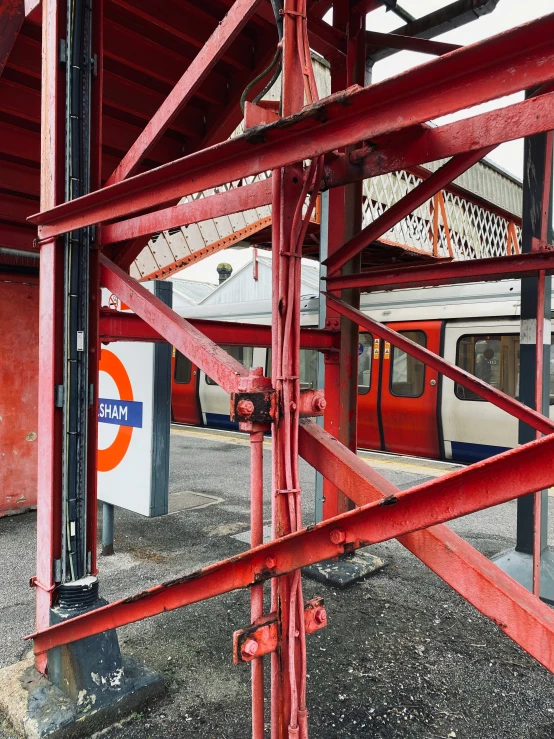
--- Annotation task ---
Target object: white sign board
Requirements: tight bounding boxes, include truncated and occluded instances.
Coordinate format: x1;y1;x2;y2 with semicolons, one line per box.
98;284;171;516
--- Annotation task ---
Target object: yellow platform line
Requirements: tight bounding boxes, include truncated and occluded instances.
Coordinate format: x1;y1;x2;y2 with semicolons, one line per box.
171;426;456;477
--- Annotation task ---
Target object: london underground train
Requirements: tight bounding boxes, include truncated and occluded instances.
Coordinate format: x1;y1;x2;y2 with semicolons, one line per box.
170;280;554;464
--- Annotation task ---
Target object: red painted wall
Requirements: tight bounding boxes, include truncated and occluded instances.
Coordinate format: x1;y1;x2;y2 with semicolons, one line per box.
0;273;39;515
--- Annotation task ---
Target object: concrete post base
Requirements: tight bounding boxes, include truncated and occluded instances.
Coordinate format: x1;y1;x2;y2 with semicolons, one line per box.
492;546;554;604
0;655;163;739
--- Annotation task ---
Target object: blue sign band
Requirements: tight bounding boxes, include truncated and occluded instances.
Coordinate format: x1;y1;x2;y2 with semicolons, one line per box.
98;399;143;428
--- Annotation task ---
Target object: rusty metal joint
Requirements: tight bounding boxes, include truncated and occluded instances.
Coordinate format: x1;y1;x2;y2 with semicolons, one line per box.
230;390;277;424
233;598;327;664
349;144;375;164
299;389;327;416
531;237;554;253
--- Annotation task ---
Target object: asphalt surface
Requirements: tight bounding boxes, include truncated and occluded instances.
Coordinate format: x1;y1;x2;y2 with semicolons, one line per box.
2;427;554;738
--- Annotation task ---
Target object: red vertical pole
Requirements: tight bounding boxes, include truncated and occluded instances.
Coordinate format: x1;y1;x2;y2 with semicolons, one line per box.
270;166;282;738
36;0;64;674
249;427;265;739
271;1;306;736
322;1;365;519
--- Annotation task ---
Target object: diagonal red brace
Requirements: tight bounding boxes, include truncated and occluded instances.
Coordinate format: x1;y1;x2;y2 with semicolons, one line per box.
99;255;267;394
27;430;554;668
0;0;25;77
100;177;273;247
324;292;554;436
298;420;554;674
106;0;264;184
324;148;489;276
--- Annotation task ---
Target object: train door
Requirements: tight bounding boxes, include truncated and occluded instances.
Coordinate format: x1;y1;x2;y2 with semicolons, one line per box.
379;321;441;458
441;320;520;462
357;332;382;450
171;350;201;425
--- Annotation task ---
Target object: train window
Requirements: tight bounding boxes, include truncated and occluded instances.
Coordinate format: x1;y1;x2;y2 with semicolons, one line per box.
265;349;318;389
455;334;520;400
390;331;426;397
206;346;255;385
174;350;191;384
358;333;372;395
300;350;318;389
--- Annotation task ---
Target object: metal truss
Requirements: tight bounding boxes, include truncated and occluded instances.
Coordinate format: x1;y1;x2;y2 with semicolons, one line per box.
27;1;554;737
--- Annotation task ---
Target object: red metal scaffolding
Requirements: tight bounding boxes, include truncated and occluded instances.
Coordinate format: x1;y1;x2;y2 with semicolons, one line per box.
9;0;554;736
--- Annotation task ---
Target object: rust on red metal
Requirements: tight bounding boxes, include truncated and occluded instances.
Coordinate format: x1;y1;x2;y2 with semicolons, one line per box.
230;391;276;424
244;100;280;129
233;598;327;665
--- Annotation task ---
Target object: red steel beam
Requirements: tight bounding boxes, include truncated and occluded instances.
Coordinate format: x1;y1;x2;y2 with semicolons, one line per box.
325;251;554;292
106;0;263;184
28;430;554;663
30;14;554;238
101;177;273;247
0;222;36;252
365;30;460;56
34;0;64;677
110;0;256;72
324;147;489;276
325;88;554;192
99;311;339;352
298;421;554;677
324;292;554;436
99;255;253;394
0;0;24;76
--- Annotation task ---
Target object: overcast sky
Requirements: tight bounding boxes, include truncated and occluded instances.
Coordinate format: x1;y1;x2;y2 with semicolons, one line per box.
369;0;553;179
175;1;552;284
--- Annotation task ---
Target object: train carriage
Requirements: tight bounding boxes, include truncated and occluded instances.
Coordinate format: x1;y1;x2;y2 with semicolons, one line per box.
170;280;554;463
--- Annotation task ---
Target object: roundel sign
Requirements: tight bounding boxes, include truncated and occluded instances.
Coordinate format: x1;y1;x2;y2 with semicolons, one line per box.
98;349;143;472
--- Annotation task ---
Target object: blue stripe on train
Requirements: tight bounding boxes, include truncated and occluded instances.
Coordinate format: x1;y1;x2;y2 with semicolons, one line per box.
450;441;510;464
204;415;511;463
205;412;239;431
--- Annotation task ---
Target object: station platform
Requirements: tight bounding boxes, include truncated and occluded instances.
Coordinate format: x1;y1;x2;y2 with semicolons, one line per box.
1;427;554;738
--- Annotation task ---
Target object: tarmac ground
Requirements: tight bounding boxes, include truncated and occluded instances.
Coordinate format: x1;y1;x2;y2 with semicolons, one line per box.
2;425;554;738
